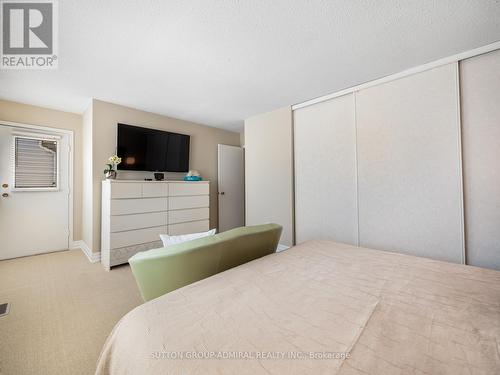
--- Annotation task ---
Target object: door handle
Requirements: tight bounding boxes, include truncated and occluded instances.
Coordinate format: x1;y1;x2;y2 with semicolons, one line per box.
2;193;8;198
219;192;225;195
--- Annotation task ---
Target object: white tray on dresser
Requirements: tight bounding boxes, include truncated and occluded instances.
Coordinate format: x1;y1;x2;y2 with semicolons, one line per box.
101;180;210;270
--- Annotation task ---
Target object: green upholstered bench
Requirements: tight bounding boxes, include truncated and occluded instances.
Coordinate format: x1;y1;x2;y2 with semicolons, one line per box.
128;223;283;301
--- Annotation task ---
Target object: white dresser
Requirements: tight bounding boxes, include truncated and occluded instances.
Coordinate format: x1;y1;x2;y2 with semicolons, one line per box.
101;180;210;270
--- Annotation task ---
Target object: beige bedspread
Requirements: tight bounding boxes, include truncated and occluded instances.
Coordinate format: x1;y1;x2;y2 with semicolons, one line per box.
96;241;500;374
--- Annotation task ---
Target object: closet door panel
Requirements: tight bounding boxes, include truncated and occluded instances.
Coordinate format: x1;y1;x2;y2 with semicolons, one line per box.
294;94;358;245
461;50;500;270
356;63;463;263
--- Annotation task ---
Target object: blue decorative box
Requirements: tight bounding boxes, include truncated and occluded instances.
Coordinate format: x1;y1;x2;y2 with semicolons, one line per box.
183;176;202;181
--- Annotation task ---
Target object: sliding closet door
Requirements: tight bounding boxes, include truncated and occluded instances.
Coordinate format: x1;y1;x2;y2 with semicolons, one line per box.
294;94;357;245
356;63;464;263
460;50;500;270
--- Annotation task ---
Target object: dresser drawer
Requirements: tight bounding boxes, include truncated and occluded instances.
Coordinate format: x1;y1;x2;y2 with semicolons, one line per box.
142;183;168;198
168;195;209;210
168;182;209;196
111;197;168;215
110;226;167;249
168;207;209;224
110;183;142;199
168;220;210;235
110;212;168;232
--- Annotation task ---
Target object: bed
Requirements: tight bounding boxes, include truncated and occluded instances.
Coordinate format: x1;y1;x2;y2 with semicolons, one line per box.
96;240;500;374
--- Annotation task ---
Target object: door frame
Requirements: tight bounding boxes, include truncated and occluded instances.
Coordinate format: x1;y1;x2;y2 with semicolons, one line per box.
0;120;74;249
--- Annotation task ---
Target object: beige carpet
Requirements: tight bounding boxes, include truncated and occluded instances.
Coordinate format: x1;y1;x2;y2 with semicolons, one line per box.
0;250;143;375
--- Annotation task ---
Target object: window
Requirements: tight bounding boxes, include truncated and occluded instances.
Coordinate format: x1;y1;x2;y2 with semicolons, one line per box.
14;136;58;189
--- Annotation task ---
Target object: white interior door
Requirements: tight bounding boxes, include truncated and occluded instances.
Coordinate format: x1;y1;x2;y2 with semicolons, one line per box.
218;144;244;232
460;49;500;270
0;124;70;260
356;63;464;263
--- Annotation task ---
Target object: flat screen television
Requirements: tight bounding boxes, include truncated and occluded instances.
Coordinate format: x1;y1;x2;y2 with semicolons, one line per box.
117;124;190;172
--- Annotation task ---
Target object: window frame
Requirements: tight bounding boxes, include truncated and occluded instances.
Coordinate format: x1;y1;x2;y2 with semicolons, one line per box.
11;133;61;192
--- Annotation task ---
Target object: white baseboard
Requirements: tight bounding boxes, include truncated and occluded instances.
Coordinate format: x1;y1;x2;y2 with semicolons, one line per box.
277;243;290;252
70;240;101;263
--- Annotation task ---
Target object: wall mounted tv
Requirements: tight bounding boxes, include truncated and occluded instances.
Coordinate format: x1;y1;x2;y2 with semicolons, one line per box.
117;123;190;172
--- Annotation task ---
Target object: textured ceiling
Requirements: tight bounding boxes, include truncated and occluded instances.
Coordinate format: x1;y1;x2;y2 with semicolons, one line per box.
1;0;500;131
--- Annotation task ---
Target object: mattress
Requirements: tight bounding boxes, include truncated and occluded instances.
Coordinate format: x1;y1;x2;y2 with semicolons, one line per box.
96;240;500;374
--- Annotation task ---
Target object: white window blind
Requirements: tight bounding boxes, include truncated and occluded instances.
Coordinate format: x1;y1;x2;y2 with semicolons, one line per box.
14;137;58;189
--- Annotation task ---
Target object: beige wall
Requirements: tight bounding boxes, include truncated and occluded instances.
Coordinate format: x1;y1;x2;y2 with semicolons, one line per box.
244;106;294;246
86;99;240;252
0;99;83;241
81;104;93;247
